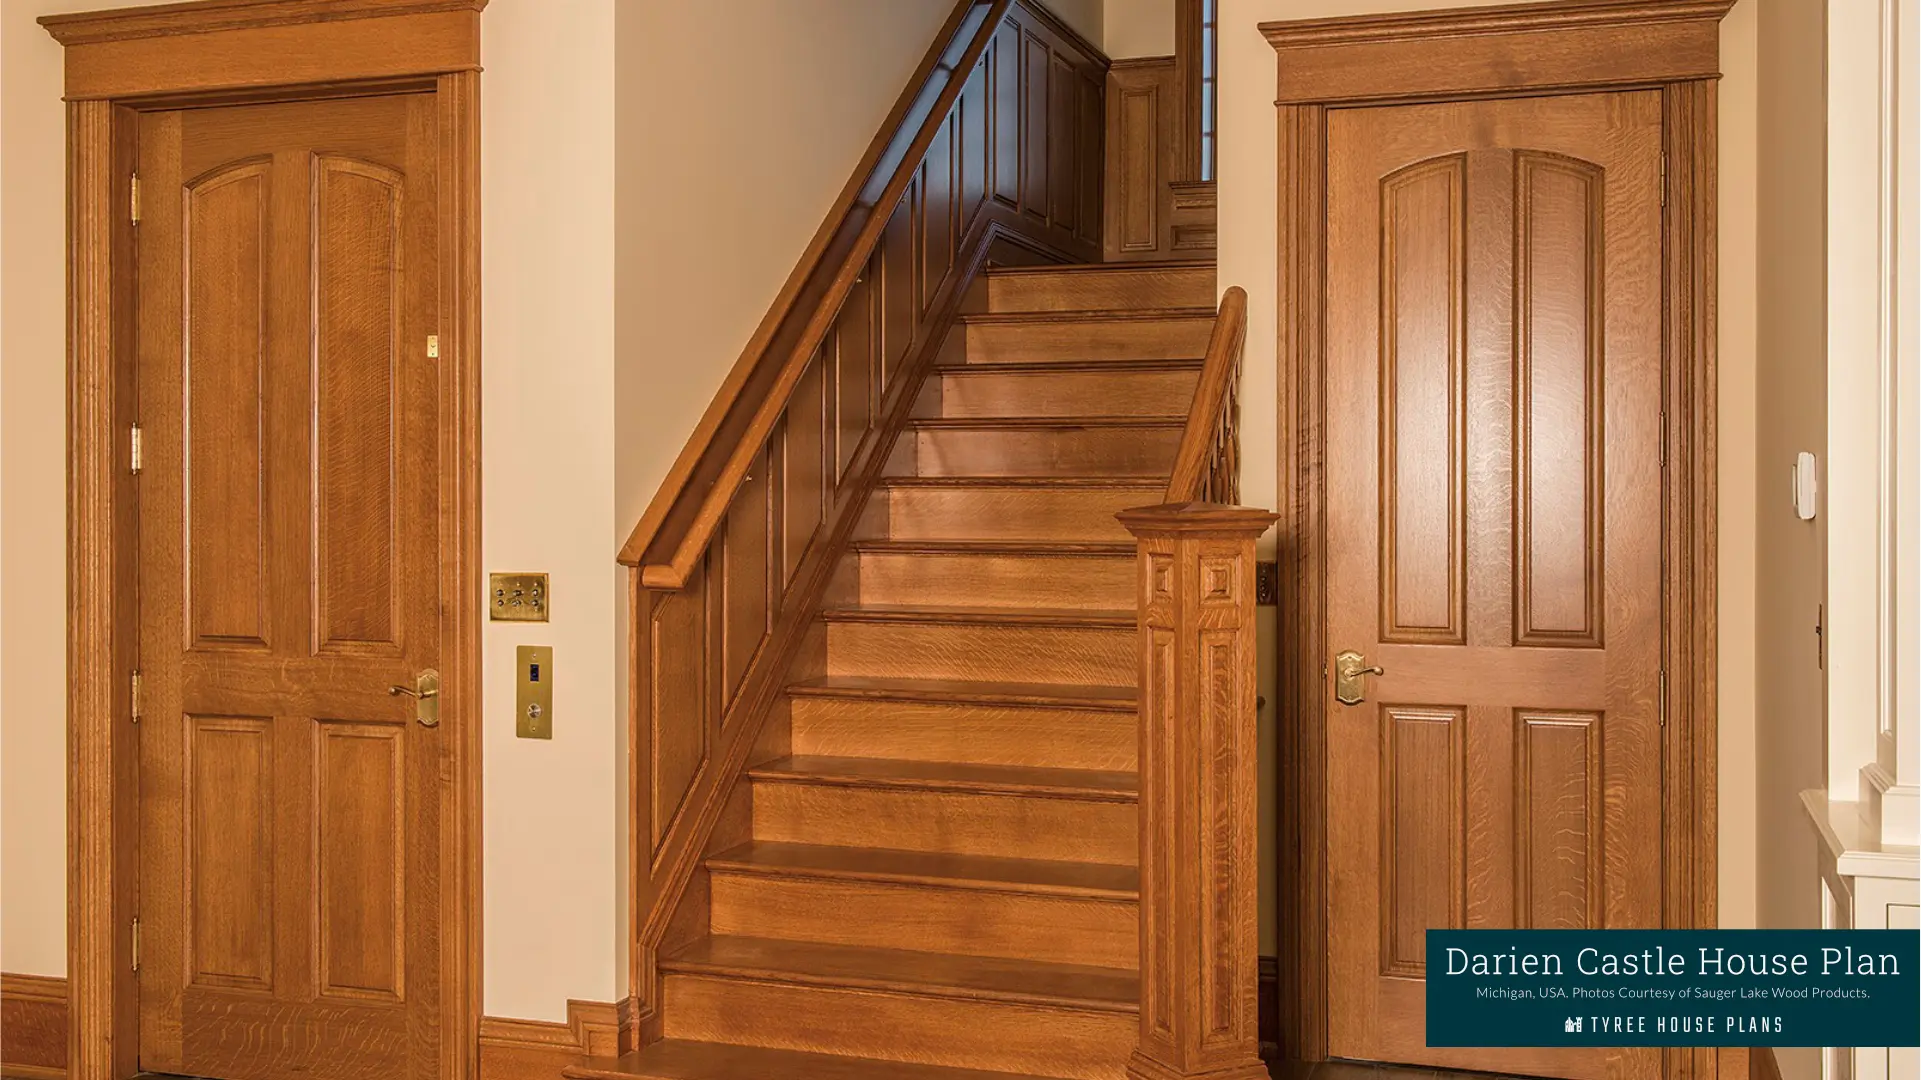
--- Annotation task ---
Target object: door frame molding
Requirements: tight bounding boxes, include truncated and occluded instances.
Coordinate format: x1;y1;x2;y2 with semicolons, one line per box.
42;4;485;1079
1264;1;1732;1076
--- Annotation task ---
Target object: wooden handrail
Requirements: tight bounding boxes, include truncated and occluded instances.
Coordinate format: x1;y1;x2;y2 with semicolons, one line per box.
618;0;1008;585
1163;285;1248;504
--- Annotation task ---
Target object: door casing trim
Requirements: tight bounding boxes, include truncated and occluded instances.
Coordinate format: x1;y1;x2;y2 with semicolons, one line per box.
1264;2;1732;1077
46;5;485;1080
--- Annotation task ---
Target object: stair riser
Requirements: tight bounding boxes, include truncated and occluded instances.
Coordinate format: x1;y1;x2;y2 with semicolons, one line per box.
987;267;1216;312
826;621;1134;684
964;318;1212;363
752;781;1137;864
883;487;1158;542
661;975;1132;1080
709;873;1137;969
858;551;1135;609
938;369;1198;418
915;428;1179;477
790;697;1136;770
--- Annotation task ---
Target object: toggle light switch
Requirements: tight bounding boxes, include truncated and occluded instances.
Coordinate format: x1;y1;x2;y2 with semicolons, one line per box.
516;645;553;739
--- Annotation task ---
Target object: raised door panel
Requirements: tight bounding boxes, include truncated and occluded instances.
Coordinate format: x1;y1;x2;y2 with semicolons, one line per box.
312;156;404;654
185;716;276;990
1513;153;1606;648
184;161;272;651
1378;156;1466;646
1379;705;1463;977
315;721;406;1000
1514;711;1602;929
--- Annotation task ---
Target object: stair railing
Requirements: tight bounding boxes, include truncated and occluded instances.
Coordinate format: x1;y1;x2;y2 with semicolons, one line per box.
617;0;1107;1049
1118;282;1274;1080
1163;285;1247;505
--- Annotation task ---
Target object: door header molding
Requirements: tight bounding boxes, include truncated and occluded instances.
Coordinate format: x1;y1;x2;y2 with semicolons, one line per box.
41;0;486;101
1260;0;1734;104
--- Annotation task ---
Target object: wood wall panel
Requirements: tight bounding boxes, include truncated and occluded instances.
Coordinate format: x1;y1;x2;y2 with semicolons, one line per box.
626;0;1105;1034
1378;157;1466;646
185;715;275;989
649;559;708;860
184;162;270;650
315;721;405;1000
312;156;403;652
1379;705;1464;977
1103;58;1177;262
1515;710;1603;929
1513;151;1605;647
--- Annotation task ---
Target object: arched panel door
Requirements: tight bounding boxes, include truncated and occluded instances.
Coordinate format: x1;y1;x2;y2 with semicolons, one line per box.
1323;91;1665;1080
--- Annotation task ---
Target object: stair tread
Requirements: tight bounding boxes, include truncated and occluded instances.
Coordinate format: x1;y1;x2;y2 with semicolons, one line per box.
854;538;1136;556
660;935;1139;1012
821;602;1134;627
910;414;1183;429
706;841;1139;898
960;306;1215;324
564;1041;1071;1080
879;474;1167;488
935;357;1204;375
749;755;1138;800
787;674;1136;709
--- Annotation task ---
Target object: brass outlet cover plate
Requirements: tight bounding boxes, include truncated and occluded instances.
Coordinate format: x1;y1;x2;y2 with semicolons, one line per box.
516;645;552;740
490;572;549;622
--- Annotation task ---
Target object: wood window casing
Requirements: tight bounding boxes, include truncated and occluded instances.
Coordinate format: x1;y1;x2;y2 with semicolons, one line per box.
39;4;485;1080
1264;2;1733;1077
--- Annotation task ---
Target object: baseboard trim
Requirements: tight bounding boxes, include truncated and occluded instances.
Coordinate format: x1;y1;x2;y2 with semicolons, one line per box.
0;974;625;1080
0;973;67;1078
478;998;635;1080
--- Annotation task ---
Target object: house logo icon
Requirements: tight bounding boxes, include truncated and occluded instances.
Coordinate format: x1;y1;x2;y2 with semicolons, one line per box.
1564;1017;1583;1033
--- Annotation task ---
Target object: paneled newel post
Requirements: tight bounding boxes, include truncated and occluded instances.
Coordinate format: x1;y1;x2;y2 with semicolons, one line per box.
1117;503;1278;1080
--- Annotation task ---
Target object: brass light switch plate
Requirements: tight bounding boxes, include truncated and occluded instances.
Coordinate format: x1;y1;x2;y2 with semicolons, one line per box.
490;573;549;621
516;645;553;739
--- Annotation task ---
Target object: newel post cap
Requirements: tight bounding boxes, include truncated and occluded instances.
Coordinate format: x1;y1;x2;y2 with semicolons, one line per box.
1116;502;1279;539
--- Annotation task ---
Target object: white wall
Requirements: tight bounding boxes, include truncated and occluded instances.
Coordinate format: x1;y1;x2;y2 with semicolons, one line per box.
1217;0;1763;939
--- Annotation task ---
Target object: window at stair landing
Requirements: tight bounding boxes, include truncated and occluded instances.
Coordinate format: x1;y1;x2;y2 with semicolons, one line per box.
1201;0;1217;182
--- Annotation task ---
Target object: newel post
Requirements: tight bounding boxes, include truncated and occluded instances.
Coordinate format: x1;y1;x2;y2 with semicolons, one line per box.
1117;502;1278;1080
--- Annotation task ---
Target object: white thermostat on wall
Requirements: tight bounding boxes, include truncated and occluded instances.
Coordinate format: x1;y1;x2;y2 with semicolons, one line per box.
1792;451;1818;521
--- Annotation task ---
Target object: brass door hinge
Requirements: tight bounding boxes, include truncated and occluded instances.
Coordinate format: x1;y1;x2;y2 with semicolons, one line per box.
131;175;141;224
1658;670;1668;727
1661;153;1668;206
427;334;440;359
130;425;143;473
131;916;141;972
131;671;142;723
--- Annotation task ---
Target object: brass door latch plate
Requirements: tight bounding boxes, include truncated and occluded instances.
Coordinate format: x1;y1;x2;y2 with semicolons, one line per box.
490;572;549;621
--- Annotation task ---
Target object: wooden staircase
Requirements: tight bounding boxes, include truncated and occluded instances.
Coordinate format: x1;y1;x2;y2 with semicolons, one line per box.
570;263;1216;1080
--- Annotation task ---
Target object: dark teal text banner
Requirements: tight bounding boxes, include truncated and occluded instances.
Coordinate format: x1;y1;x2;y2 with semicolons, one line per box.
1426;930;1919;1047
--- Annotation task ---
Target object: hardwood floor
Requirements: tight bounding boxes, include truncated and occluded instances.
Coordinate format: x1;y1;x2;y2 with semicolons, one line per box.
1274;1062;1554;1080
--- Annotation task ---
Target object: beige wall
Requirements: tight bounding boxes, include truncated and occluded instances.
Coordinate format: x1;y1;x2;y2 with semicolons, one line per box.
0;0;973;1023
1752;0;1827;1004
481;0;621;1022
1104;0;1174;58
1217;0;1763;946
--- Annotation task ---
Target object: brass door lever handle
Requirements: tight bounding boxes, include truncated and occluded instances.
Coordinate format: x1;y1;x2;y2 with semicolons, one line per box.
1334;650;1383;706
390;669;441;726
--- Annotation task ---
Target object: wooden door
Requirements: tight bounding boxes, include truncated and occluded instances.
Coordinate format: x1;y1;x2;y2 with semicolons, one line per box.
1323;91;1665;1079
134;93;442;1080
